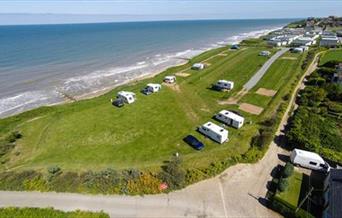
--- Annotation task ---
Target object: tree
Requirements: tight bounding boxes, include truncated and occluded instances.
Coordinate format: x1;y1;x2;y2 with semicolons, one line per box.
282;162;294;178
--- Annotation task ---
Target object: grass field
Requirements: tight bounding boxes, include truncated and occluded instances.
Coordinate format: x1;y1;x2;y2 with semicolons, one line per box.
319;49;342;66
0;45;304;173
241;52;303;111
0;207;109;218
276;171;303;207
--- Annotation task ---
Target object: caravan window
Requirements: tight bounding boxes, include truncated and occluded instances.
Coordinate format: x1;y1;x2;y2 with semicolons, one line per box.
309;161;317;166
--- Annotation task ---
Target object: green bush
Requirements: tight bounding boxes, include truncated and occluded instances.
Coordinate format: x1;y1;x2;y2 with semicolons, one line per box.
48;166;61;175
283;162;294;178
0;207;109;218
278;178;289;192
159;157;186;190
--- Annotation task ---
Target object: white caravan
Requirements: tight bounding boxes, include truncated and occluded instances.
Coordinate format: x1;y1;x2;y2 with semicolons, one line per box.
259;51;271;57
215;110;244;129
143;83;161;94
164;75;176;84
213;80;234;91
192;63;205;70
290;149;330;172
198;122;228;144
117;91;136;104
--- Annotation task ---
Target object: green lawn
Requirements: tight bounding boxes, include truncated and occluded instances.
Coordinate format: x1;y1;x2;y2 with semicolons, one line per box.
0;207;109;218
276;171;303;207
320;49;342;66
241;51;304;109
0;45;304;172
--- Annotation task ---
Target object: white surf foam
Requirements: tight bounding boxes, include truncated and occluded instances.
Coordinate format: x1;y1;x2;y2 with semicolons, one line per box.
0;25;283;118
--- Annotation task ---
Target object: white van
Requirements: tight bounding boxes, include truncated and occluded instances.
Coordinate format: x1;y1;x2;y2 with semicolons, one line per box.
290;149;330;172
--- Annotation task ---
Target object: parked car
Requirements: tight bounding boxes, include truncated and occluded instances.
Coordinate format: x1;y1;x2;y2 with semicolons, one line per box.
112;98;125;107
141;87;153;95
183;135;204;150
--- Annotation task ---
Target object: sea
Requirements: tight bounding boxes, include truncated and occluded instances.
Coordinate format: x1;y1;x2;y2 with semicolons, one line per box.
0;19;295;118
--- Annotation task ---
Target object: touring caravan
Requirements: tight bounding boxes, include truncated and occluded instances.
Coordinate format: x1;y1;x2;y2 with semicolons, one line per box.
215;110;244;129
212;80;234;91
164;75;176;84
198;122;228;144
117;91;136;104
259;51;271;57
192;63;205;70
290;149;330;172
142;83;161;95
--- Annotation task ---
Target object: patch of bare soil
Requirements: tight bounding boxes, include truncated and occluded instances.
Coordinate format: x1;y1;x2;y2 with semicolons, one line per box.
281;57;297;60
239;103;264;115
163;83;181;93
256;88;277;97
218;89;248;105
175;72;190;77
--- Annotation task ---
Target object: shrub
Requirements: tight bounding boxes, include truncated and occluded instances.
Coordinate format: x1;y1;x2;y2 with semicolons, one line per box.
159;156;186;190
278;178;289;192
282;162;294;178
47;166;61;175
6;131;22;143
185;168;208;184
126;172;161;195
282;94;290;101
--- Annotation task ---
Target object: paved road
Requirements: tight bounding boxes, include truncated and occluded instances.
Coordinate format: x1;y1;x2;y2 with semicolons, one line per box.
244;48;290;90
0;49;320;218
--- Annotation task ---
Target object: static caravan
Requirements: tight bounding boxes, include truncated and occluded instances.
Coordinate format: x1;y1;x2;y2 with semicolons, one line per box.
290;149;330;172
320;37;339;48
117;91;136;104
143;83;161;95
192;63;205;70
213;80;234;91
198;122;228;144
259;51;271;57
164;75;176;84
215;110;244;129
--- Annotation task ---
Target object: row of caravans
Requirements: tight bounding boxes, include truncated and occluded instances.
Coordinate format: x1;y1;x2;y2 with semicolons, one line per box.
198;110;245;144
114;83;162;106
114;61;208;105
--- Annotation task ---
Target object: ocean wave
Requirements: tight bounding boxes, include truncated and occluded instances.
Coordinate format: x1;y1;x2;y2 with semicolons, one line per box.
0;90;56;117
0;25;283;118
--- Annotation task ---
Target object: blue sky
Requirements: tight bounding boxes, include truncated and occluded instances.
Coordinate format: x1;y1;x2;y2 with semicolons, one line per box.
0;0;342;25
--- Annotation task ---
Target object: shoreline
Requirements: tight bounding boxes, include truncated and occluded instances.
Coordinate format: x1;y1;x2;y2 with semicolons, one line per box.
0;25;283;118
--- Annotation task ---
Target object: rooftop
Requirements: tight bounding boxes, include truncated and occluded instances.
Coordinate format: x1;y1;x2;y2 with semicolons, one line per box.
326;169;342;218
202;122;228;134
218;110;244;122
118;91;135;97
293;149;324;161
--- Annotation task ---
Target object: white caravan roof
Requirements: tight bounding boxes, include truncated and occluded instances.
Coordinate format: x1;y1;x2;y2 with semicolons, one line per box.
147;83;161;87
164;75;176;80
202;122;228;135
217;80;233;84
218;110;244;122
193;63;204;67
118;91;135;98
293;149;324;162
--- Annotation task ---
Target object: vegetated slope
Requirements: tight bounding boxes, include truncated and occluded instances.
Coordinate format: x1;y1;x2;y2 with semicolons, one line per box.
0;46;267;171
286;50;342;163
0;207;109;218
241;52;304;108
319;49;342;67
